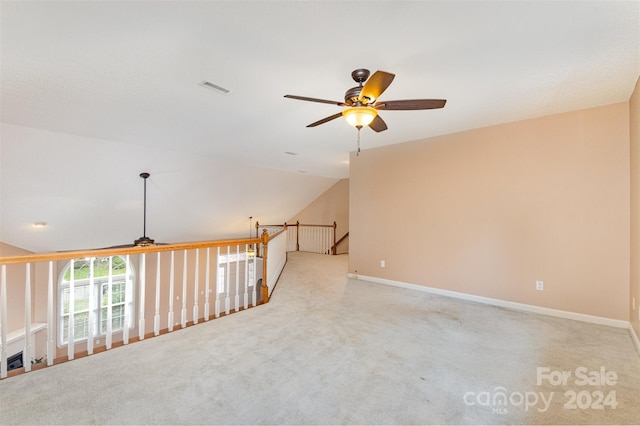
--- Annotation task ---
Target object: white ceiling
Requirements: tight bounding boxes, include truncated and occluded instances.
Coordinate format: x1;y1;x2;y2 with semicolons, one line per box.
1;1;639;253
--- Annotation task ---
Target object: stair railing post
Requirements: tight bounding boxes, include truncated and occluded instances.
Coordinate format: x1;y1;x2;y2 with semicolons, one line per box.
255;221;261;257
261;229;270;304
332;221;337;255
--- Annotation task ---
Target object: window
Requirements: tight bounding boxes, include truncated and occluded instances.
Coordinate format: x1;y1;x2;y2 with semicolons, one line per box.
58;256;134;345
216;251;256;294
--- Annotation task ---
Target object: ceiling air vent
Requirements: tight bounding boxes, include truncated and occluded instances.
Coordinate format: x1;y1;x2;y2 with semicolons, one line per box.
199;80;231;95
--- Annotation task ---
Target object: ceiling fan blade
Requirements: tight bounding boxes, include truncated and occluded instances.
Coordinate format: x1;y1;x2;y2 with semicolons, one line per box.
375;99;447;110
307;112;343;127
284;95;346;106
359;71;395;104
104;243;136;249
368;115;388;133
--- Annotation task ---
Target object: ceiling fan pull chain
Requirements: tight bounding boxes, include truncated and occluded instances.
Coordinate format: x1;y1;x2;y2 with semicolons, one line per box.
356;126;362;156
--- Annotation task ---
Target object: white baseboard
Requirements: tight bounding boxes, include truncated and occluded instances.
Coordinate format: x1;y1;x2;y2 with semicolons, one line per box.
348;273;630;329
631;324;640;356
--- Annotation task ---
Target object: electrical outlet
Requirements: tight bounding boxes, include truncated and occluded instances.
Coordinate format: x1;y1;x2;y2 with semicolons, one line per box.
380;260;386;268
536;281;544;291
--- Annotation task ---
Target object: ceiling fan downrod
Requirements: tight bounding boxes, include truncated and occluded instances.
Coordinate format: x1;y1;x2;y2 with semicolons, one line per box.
134;172;155;247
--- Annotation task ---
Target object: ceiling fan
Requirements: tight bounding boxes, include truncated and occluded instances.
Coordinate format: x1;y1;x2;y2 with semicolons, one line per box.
107;172;162;248
58;172;164;252
284;68;446;134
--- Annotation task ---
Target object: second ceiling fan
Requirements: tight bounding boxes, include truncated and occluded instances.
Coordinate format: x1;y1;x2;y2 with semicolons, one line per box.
284;68;446;133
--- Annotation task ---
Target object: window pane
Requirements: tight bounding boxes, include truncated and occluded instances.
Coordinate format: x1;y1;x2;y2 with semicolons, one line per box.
112;281;125;304
74;285;90;312
101;304;125;333
61;315;69;341
61;311;89;342
217;267;225;294
62;288;70;315
63;256;128;281
101;281;126;306
75;312;89;339
112;304;125;330
61;285;90;314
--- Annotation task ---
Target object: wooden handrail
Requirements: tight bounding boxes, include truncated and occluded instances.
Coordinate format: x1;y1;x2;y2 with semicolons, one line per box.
334;232;349;246
257;222;335;228
0;236;265;265
332;232;349;254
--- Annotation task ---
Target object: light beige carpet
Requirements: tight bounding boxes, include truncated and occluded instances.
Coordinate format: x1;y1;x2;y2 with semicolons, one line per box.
0;251;638;425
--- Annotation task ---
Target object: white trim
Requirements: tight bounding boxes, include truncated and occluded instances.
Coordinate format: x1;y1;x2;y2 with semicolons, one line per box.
1;323;47;348
630;324;640;356
349;274;630;329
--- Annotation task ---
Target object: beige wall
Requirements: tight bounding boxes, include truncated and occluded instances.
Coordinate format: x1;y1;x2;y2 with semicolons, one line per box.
350;102;630;321
288;178;349;253
0;242;35;333
630;76;640;338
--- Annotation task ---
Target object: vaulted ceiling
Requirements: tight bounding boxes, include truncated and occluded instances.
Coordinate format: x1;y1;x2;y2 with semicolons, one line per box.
1;1;638;253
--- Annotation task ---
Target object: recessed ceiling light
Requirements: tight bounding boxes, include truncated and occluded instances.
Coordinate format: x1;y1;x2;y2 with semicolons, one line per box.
199;80;231;95
33;221;47;228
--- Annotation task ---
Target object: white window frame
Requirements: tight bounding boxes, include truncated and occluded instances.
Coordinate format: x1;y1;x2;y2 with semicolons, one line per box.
58;256;135;346
216;251;256;294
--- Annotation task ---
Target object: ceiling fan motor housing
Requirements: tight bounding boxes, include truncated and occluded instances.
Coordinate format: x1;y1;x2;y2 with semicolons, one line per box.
345;86;364;106
345;69;372;106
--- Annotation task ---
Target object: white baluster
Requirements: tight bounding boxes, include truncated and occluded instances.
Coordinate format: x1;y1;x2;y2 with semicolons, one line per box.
193;249;199;324
106;257;113;349
138;253;146;340
1;265;8;378
123;254;130;344
181;250;187;328
204;248;210;321
250;253;256;307
215;247;221;318
326;228;330;254
225;246;231;315
24;263;32;372
154;252;161;336
46;262;54;366
87;258;95;354
68;259;75;360
168;251;175;332
243;244;249;309
234;245;240;311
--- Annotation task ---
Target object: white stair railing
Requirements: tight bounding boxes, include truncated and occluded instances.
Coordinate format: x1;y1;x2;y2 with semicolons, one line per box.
256;221;337;255
0;233;277;380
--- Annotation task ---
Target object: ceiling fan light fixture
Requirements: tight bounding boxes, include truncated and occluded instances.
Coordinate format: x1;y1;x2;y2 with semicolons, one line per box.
342;106;377;127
